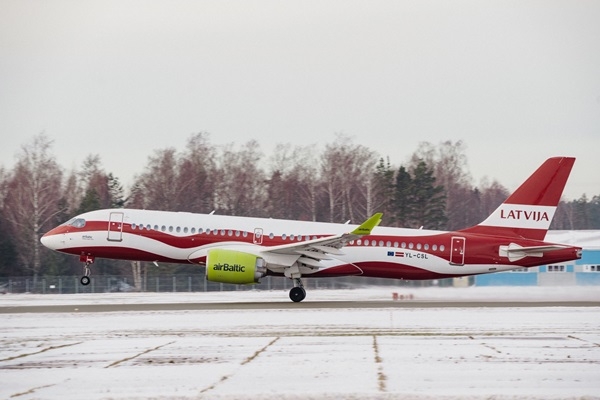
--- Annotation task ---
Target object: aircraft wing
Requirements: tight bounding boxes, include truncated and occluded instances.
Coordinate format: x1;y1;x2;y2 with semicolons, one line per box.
262;213;382;268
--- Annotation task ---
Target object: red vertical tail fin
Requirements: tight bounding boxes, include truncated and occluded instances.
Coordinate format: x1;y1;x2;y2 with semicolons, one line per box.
462;157;575;240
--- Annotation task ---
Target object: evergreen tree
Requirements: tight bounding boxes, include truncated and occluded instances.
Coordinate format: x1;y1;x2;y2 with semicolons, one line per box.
410;161;447;229
107;173;125;208
590;196;600;229
393;166;413;227
77;187;101;214
372;157;395;224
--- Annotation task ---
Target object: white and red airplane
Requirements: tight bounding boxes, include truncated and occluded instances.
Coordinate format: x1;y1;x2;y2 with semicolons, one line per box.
41;157;582;302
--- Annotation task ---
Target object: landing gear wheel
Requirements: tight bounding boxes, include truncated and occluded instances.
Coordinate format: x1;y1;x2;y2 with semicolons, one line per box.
79;259;93;286
289;286;306;302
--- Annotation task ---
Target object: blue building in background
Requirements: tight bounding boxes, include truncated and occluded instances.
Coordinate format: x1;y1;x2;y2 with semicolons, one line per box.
475;231;600;286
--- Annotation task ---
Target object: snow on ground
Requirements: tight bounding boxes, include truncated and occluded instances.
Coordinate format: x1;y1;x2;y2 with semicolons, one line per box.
1;287;599;399
1;285;599;306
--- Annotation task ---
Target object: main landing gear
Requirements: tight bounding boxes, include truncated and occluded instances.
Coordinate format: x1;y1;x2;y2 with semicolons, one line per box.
289;278;306;302
79;254;95;286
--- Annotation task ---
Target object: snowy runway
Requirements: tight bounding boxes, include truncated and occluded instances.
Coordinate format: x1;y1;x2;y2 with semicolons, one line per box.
1;289;599;399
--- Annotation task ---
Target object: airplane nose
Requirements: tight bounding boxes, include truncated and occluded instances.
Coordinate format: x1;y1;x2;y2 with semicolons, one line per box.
40;231;59;250
40;232;51;248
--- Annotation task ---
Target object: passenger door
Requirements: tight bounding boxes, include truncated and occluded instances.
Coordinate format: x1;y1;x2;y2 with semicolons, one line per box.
107;212;124;242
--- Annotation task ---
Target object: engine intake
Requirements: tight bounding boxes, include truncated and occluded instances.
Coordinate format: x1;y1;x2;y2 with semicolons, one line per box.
206;248;267;284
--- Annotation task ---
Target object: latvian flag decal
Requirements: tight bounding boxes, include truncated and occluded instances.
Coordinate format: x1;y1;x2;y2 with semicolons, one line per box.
387;251;404;257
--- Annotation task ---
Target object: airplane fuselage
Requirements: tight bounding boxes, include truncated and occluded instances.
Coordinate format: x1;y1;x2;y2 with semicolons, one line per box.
42;208;581;281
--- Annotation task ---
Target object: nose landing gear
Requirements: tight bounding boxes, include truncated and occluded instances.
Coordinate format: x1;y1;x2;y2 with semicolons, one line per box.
79;254;95;286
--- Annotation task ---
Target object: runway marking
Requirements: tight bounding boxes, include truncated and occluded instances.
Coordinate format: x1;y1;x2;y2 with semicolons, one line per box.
105;341;175;368
0;342;82;362
242;336;280;365
199;336;281;396
10;383;57;398
568;335;600;347
372;335;387;392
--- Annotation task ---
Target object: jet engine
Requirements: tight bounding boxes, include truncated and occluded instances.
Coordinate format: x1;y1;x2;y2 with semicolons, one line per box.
205;248;267;284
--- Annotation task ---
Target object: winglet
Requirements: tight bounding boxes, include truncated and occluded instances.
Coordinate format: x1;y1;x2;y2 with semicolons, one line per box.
351;213;383;236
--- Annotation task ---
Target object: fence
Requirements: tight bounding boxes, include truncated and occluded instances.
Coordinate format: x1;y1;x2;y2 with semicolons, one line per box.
0;274;455;294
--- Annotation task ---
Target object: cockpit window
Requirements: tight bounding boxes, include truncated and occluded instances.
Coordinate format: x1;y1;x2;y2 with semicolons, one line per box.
70;218;86;228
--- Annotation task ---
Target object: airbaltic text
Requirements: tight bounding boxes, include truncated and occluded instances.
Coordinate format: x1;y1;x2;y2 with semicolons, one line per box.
212;263;246;272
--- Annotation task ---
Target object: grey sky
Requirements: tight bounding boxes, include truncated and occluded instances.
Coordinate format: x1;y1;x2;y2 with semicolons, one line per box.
1;0;599;200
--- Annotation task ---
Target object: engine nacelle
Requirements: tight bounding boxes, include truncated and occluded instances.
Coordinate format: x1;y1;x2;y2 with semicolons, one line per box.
206;248;267;284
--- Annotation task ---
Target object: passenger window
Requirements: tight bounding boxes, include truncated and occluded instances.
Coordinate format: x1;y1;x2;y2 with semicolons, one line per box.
154;225;159;230
132;223;137;230
161;226;166;232
440;245;445;252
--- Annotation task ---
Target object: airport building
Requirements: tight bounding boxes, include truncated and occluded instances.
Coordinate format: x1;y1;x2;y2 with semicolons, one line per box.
475;231;600;286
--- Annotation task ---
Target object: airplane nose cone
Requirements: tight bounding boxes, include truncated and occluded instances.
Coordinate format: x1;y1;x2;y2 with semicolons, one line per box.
40;231;59;250
40;232;51;248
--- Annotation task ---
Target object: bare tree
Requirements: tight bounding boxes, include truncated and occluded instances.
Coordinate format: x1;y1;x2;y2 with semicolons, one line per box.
267;144;321;220
134;147;185;211
177;132;217;213
321;135;377;223
3;134;63;283
214;140;266;216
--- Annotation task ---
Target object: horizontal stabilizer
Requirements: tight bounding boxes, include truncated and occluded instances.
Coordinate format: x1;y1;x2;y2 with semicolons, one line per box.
499;243;569;262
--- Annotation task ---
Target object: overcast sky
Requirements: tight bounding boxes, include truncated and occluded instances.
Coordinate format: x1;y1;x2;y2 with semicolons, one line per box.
1;0;599;200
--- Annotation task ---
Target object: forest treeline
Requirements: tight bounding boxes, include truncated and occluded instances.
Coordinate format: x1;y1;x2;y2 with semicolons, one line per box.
1;132;599;279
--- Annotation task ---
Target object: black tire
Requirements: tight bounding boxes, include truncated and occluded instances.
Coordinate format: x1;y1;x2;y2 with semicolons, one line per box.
80;276;91;286
289;287;306;302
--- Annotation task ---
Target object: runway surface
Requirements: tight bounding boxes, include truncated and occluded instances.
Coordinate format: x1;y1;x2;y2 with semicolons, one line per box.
1;288;599;399
3;299;600;313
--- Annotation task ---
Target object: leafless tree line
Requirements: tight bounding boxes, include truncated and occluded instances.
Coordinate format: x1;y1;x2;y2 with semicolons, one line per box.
1;132;598;279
